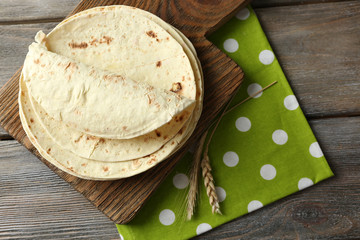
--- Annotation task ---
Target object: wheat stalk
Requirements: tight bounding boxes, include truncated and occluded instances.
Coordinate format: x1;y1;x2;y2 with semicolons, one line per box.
187;81;278;219
187;131;208;220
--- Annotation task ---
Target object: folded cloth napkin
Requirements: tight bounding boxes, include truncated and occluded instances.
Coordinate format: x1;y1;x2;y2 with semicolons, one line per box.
116;6;333;239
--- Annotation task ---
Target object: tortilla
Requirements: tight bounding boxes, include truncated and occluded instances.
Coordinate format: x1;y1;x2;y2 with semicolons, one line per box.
23;41;195;139
19;5;204;179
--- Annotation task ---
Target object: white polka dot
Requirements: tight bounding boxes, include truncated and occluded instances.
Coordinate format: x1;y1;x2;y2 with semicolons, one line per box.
298;178;314;190
223;151;239;167
215;186;226;202
196;223;212;235
247;200;263;213
259;50;275;65
119;233;124;240
235;117;251;132
272;129;288;145
159;209;175;226
236;8;250;20
284;95;299;110
173;173;189;189
223;38;239;53
260;164;276;180
309;142;323;158
247;83;263;98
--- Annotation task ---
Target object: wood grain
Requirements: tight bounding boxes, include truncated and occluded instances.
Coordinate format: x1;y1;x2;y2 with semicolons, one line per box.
257;0;360;118
0;0;350;24
0;116;358;239
0;0;79;23
0;0;250;224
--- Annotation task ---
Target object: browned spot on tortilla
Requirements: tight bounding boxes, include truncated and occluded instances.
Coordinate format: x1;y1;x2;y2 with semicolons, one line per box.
81;163;87;167
166;37;170;40
40;64;45;68
146;30;157;38
171;141;175;145
103;166;109;172
49;71;54;75
122;126;127;131
28;125;31;129
68;41;88;49
102;36;113;45
99;138;105;143
99;7;105;11
90;39;98;46
163;135;168;140
74;135;83;143
21;91;25;96
24;100;27;104
105;149;109;153
170;82;182;93
155;130;161;137
156;61;162;67
86;135;97;141
147;94;152;105
147;158;157;164
65;62;71;70
122;168;126;171
57;63;61;66
46;148;51;154
156;38;161;42
40;53;44;57
133;159;140;167
69;167;74;171
67;160;70;165
33;59;40;64
85;128;90;132
74;109;81;115
67;75;71;81
34;135;38;139
30;118;34;123
182;76;185;82
103;74;123;83
179;129;183;134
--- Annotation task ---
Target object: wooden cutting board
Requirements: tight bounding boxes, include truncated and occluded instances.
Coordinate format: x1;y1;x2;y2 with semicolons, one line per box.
0;0;249;224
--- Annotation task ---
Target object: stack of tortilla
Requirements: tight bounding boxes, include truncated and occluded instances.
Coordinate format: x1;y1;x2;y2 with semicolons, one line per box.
19;6;203;180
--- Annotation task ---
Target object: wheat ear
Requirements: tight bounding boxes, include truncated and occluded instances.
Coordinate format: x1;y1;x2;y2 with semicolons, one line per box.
187;131;208;220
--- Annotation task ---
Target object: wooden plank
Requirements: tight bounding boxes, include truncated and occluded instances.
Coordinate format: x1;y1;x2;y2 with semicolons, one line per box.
256;0;360;118
197;116;360;239
252;0;356;8
0;0;350;23
0;0;249;224
1;1;359;119
0;141;119;239
0;0;79;23
0;116;358;239
0;127;11;140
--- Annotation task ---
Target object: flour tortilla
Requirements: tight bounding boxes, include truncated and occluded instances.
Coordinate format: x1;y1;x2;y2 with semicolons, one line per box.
29;91;192;162
23;42;195;139
19;6;204;179
47;6;196;100
19;76;191;180
25;6;202;162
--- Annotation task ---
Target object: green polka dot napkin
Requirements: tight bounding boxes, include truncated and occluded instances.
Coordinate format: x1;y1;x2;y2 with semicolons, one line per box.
116;6;333;239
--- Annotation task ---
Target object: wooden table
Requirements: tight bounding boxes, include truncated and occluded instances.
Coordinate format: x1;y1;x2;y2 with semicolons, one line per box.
0;0;359;239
